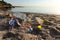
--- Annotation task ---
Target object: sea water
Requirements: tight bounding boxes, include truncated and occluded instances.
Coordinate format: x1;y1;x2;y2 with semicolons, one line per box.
9;6;60;19
10;6;53;13
10;6;60;14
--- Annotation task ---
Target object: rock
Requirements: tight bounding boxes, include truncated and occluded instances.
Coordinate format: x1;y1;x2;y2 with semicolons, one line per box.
0;10;13;18
0;18;9;26
2;32;21;40
19;33;38;40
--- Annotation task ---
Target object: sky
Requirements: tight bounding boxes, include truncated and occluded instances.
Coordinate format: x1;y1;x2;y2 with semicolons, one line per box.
4;0;60;14
5;0;60;7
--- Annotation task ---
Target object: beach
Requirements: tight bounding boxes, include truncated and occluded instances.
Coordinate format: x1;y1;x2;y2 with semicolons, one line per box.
0;0;60;40
0;10;60;40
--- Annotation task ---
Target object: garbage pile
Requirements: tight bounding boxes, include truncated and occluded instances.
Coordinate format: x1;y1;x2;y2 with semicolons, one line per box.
0;11;60;40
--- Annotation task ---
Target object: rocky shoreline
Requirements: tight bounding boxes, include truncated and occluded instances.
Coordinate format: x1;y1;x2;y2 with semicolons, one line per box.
0;1;14;11
0;10;60;40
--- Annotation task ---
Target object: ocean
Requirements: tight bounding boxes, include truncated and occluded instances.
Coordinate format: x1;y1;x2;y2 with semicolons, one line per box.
9;6;60;19
10;6;60;14
10;6;53;13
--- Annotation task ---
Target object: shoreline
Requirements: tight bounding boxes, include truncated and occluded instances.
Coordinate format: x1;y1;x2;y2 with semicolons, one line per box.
20;12;60;16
